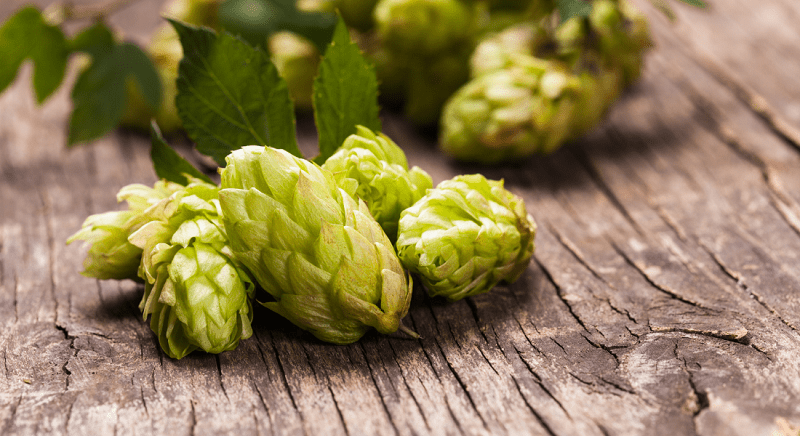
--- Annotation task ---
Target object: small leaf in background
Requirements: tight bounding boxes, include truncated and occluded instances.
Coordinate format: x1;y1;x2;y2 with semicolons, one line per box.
150;121;213;185
648;0;707;22
68;22;162;146
218;0;336;52
171;20;300;166
0;6;69;103
556;0;592;22
313;18;381;164
677;0;707;7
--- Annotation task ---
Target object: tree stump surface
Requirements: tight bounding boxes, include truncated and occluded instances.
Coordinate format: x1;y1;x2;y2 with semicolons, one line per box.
2;1;800;435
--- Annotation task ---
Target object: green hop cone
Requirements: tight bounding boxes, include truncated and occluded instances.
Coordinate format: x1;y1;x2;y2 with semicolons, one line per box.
403;47;472;125
268;31;321;111
322;126;433;241
131;178;255;359
374;0;475;56
336;0;380;31
396;174;536;301
441;56;593;162
469;23;547;78
219;146;415;344
589;0;650;85
67;181;182;281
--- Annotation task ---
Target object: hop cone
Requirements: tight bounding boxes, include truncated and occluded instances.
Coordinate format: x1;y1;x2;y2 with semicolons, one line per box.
322;126;433;240
131;178;255;359
396;174;536;301
219;146;414;344
336;0;380;31
268;31;320;110
374;0;475;56
67;181;182;281
469;23;546;78
440;0;647;163
442;55;608;162
589;0;651;85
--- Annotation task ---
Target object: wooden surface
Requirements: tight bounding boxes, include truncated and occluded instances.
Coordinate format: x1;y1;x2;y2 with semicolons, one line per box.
2;1;800;435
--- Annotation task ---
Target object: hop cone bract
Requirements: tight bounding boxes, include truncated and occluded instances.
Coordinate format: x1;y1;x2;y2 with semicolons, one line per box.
396;174;536;301
219;146;413;344
322;126;433;241
67;181;182;281
131;178;255;359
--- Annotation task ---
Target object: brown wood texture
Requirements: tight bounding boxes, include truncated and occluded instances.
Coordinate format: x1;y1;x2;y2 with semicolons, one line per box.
2;1;800;435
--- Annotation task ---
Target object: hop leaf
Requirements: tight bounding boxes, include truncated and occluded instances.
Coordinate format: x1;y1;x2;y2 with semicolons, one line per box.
396;174;536;301
219;146;413;344
322;126;433;240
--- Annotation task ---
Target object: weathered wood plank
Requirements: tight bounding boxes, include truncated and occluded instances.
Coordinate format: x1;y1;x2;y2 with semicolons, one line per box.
2;0;800;435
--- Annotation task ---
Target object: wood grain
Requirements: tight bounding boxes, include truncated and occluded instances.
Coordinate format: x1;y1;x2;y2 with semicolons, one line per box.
2;0;800;435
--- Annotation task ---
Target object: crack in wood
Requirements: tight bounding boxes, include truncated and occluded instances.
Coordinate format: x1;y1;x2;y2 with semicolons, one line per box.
610;241;711;311
264;333;300;415
582;335;621;367
690;52;800;152
150;366;157;394
675;342;710;433
598;376;636;396
550;338;567;355
189;400;197;436
214;355;230;402
547;226;642;327
512;344;571;419
510;377;558;436
573;148;646;237
533;258;593;334
327;384;351;436
140;386;149;418
548;225;613;287
55;323;76;390
356;343;400;435
464;298;492;347
252;382;277;435
13;274;18;324
432;336;490;433
477;347;500;378
683;85;800;238
2;344;7;380
696;239;799;334
446;323;464;352
298;344;350;436
384;341;432;431
252;336;273;384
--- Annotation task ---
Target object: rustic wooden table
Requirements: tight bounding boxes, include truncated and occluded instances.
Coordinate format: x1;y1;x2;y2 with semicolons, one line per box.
2;0;800;435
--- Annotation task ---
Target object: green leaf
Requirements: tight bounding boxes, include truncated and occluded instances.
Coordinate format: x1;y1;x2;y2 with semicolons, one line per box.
676;0;706;7
67;22;162;145
118;43;162;110
218;0;336;52
312;18;381;164
0;6;69;103
556;0;592;22
171;19;300;166
150;121;213;185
